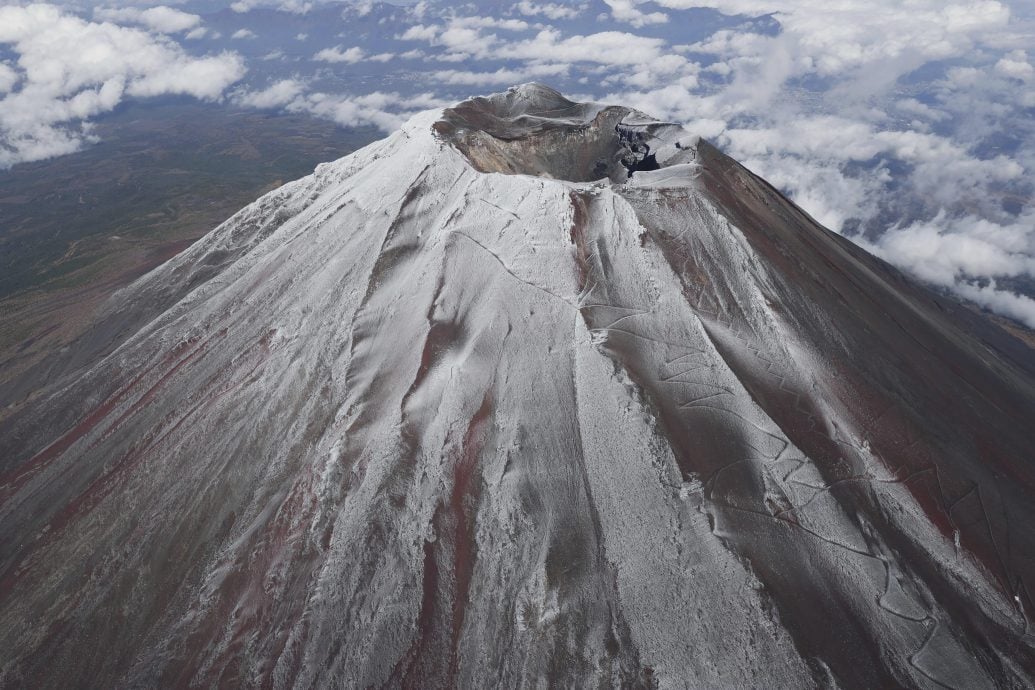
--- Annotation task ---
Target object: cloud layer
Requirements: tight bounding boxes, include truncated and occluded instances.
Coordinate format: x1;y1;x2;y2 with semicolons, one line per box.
0;3;245;167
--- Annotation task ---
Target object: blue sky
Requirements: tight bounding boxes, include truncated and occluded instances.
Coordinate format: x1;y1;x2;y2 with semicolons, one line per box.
1;0;1034;327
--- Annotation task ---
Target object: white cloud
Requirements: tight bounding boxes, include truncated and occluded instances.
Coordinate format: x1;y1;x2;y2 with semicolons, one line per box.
0;64;18;94
228;73;449;135
93;6;202;34
288;90;448;131
451;16;530;32
662;0;1011;77
436;25;486;57
407;1;430;21
235;78;305;108
400;20;697;90
513;2;587;20
395;15;699;88
230;0;314;14
399;24;438;42
855;210;1035;328
497;29;670;66
126;54;248;99
0;4;245;168
996;50;1034;80
314;46;366;64
894;97;948;122
432;64;570;86
603;0;669;27
955;282;1035;330
885;216;1035;285
349;0;374;16
231;28;257;40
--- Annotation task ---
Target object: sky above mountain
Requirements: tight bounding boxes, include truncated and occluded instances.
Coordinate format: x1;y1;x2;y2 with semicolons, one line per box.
1;0;1033;327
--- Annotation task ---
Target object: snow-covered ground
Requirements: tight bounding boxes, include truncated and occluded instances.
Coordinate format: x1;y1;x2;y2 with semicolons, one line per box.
2;84;1034;688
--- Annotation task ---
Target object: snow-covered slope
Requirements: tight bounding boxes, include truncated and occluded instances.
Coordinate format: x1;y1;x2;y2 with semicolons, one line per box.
2;84;1035;688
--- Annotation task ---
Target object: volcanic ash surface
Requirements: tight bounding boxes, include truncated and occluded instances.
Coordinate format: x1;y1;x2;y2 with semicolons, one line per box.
2;84;1035;689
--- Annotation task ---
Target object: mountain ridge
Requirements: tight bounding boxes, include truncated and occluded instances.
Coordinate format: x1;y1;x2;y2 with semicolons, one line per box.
1;83;1034;688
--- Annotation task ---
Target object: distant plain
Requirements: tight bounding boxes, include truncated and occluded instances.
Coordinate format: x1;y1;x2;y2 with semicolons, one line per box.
0;101;376;388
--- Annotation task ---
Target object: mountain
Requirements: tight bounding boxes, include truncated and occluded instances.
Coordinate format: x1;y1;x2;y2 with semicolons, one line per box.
2;83;1035;688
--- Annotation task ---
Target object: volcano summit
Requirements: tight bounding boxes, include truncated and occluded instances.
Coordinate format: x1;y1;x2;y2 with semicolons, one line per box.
2;84;1035;688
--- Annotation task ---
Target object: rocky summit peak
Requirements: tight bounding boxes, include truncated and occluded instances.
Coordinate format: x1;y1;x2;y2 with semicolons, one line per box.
436;82;699;183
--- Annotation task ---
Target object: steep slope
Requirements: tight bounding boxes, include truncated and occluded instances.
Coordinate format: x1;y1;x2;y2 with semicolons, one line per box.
2;84;1035;689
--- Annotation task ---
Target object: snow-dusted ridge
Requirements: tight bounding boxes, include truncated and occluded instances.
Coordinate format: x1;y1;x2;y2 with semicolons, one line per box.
2;84;1035;688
